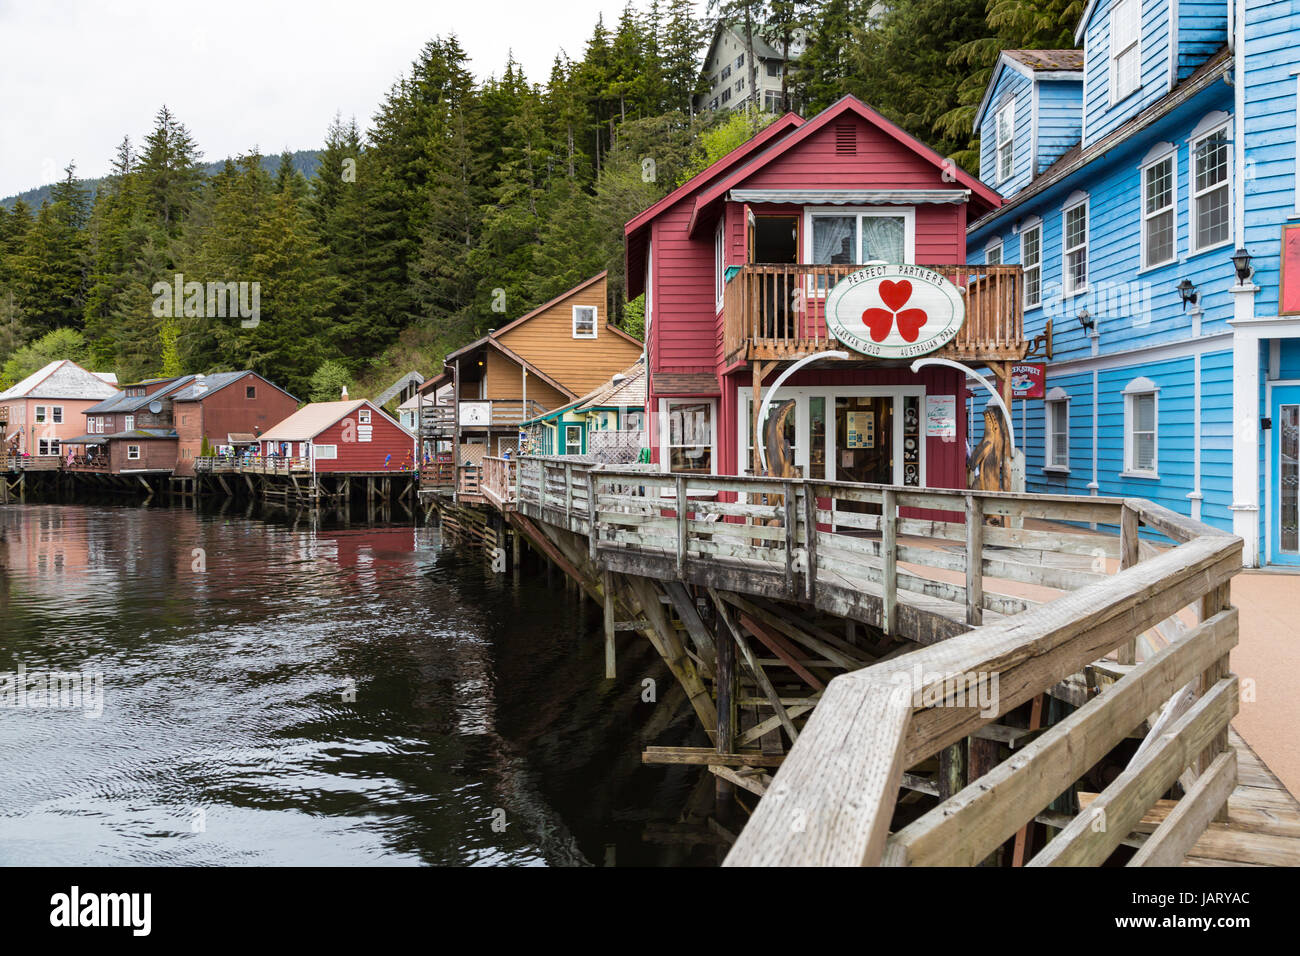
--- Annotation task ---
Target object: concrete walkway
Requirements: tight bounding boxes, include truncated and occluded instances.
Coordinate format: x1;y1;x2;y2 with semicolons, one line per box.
1226;571;1300;799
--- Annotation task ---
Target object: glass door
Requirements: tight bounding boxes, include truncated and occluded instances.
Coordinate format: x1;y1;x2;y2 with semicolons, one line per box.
833;396;893;526
1272;386;1300;565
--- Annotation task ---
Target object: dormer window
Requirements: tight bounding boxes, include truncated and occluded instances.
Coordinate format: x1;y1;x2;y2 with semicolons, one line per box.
995;101;1014;182
1110;0;1140;103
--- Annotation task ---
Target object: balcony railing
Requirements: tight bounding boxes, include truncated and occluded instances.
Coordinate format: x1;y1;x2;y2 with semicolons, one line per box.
723;263;1027;364
65;454;109;472
419;404;455;437
420;456;455;487
455;399;549;429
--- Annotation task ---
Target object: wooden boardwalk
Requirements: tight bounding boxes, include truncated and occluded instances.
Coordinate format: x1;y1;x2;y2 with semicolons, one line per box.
478;455;1299;867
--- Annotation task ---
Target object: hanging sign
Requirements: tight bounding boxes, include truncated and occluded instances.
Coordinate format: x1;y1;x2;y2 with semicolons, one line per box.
925;395;957;439
823;265;966;359
1010;363;1046;399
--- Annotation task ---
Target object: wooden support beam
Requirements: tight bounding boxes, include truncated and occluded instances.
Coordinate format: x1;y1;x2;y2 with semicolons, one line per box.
603;570;616;679
711;590;799;744
717;591;865;670
664;582;717;676
643;746;783;768
1118;505;1140;664
1127;750;1237;867
738;611;826;691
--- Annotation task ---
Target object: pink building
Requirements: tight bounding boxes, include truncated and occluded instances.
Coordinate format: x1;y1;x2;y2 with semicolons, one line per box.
0;360;119;459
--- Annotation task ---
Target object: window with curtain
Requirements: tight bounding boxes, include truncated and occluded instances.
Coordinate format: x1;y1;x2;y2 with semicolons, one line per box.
810;213;905;267
666;401;713;474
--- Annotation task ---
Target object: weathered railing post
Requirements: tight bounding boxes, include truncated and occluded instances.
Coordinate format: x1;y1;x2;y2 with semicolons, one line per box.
1119;504;1140;664
803;484;818;600
881;488;897;636
676;474;687;577
782;479;797;597
564;462;573;525
587;468;598;563
966;493;984;626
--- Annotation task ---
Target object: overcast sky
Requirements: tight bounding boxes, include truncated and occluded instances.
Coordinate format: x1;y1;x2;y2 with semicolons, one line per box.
0;0;706;198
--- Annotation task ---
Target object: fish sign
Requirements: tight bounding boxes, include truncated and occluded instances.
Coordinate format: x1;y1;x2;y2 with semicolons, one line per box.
824;265;965;359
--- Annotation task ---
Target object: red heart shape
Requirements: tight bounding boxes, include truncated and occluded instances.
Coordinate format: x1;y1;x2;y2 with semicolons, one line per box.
862;308;894;342
879;279;912;312
895;308;928;343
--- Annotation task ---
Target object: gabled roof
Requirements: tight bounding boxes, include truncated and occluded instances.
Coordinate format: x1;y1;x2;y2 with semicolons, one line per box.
1075;1;1103;45
701;19;800;72
489;272;609;340
0;360;120;401
256;399;411;443
172;370;297;403
84;375;196;414
686;95;1003;238
625;113;805;298
442;333;579;401
578;359;646;412
372;370;425;407
973;50;1084;133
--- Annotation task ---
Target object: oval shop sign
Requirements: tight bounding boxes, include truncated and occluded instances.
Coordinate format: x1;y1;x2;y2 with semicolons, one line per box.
823;265;965;359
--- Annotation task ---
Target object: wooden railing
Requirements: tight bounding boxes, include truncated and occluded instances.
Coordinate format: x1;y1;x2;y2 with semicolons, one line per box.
419;404;455;437
236;455;311;475
455;399;548;429
8;455;64;472
457;464;482;500
480;456;517;510
65;455;110;472
420;457;455;486
722;263;1026;364
194;455;240;473
506;458;1242;866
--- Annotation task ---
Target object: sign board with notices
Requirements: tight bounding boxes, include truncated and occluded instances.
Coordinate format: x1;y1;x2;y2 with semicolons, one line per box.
845;410;875;449
1010;363;1046;399
925;395;957;439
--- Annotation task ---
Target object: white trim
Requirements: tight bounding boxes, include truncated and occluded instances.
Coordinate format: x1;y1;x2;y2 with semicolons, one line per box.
1062;193;1090;295
1122;380;1159;477
1045;392;1071;471
126;444;141;461
714;220;725;312
801;206;917;265
1188;119;1233;254
730;188;968;205
984;236;1003;265
1140;146;1178;269
659;397;719;476
1109;0;1141;105
736;385;926;486
1295;76;1300;215
572;304;598;339
995;99;1015;183
1020;219;1043;309
1043;329;1233;374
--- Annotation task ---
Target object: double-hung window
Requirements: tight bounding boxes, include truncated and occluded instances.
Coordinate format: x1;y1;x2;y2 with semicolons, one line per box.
984;238;1003;266
1142;151;1176;267
1110;0;1140;102
664;400;714;475
1021;221;1042;308
995;100;1014;183
1191;124;1231;252
1124;380;1159;476
573;305;597;338
1063;198;1089;295
1045;394;1069;470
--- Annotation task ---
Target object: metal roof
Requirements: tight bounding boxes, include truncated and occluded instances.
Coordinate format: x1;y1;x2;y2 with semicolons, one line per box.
84;375;197;414
256;400;369;442
0;360;120;401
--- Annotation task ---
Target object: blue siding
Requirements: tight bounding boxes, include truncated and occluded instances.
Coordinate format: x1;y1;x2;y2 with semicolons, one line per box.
1037;79;1084;174
1177;0;1228;80
1082;0;1174;145
979;67;1034;194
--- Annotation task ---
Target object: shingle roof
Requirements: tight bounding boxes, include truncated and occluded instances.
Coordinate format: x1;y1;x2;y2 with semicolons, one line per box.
84;375;196;414
577;360;646;412
1004;49;1084;72
103;428;177;439
171;371;253;401
0;360;120;401
653;372;720;396
255;400;368;442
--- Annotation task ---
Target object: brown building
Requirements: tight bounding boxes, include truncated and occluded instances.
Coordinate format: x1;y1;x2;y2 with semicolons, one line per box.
172;371;298;476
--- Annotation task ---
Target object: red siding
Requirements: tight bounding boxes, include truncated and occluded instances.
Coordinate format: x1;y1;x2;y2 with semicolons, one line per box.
262;403;415;472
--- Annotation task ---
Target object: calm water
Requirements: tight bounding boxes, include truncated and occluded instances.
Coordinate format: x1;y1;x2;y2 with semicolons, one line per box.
0;502;706;866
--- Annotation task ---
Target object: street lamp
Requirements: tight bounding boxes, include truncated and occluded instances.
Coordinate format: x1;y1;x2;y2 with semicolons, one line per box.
1231;247;1253;284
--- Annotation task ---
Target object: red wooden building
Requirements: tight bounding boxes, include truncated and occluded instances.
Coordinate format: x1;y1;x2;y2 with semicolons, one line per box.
624;96;1028;489
254;399;415;473
172;371;298;476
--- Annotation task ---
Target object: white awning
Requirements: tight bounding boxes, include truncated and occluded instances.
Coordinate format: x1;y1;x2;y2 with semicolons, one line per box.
729;188;971;205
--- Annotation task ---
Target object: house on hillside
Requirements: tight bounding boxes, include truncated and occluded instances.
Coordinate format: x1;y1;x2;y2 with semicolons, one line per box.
695;20;806;115
417;272;643;487
625;94;1022;492
64;375;197;475
251;399;415;474
171;371;299;476
0;360;118;460
523;358;647;461
965;2;1299;568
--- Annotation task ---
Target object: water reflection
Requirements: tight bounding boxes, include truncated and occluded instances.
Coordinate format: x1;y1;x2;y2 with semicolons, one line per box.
0;502;704;866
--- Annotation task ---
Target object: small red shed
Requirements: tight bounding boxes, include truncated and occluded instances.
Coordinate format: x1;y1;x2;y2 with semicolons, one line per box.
255;399;416;473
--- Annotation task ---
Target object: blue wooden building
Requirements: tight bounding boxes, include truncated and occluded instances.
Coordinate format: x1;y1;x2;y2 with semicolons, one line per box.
966;0;1300;567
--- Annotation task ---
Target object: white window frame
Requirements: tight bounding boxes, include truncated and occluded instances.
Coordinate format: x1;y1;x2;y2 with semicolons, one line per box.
659;397;719;476
51;405;63;424
1189;121;1233;254
714;220;726;312
1109;0;1141;104
37;438;61;457
127;444;141;461
1020;218;1043;309
34;405;46;424
984;237;1003;265
1062;195;1090;296
1140;145;1178;269
1122;378;1160;478
358;408;371;424
124;414;135;432
995;100;1015;183
572;304;598;339
802;206;917;270
564;424;583;456
313;444;338;460
1044;387;1070;472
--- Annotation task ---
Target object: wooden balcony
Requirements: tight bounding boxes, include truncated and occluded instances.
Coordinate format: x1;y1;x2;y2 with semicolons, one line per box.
453;399;548;430
64;455;109;473
419;404;455;438
236;455;312;475
419;456;455;488
722;263;1028;365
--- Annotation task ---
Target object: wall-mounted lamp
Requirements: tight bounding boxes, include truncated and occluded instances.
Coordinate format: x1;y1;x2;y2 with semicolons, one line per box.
1077;309;1094;332
1177;278;1199;311
1231;247;1253;284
